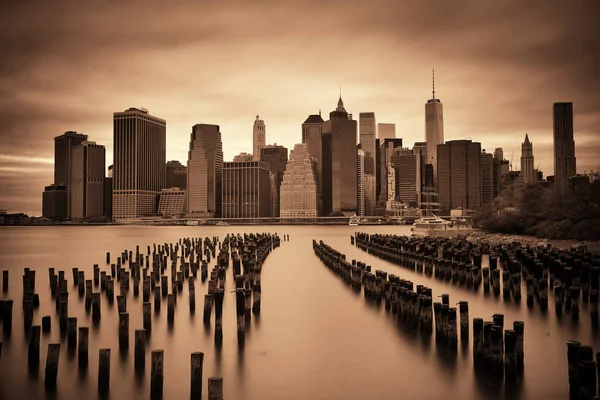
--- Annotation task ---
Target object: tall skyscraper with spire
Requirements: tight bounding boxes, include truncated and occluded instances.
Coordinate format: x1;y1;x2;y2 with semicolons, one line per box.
425;70;444;182
553;102;576;191
520;133;536;183
253;115;266;161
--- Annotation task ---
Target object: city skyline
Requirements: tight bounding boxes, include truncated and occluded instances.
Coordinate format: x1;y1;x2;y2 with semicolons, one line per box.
1;0;598;215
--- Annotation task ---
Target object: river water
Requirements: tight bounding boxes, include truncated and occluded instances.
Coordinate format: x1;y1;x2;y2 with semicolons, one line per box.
0;225;595;399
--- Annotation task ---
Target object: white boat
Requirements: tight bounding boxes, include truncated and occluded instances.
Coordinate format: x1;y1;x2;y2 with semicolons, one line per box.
349;216;359;226
215;221;230;226
411;215;472;238
186;220;199;226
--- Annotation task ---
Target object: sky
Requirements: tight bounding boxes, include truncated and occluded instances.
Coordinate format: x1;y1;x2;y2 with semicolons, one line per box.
1;0;598;216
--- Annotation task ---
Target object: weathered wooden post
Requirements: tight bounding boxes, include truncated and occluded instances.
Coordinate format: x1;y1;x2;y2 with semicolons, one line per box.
143;302;152;331
473;318;484;365
214;289;224;346
119;313;129;351
2;299;12;333
85;280;93;311
448;307;458;349
167;294;175;324
252;282;261;314
117;294;127;313
161;276;168;297
504;329;517;381
579;358;597;399
28;325;41;368
244;288;252;318
514;321;524;370
208;377;224;400
135;329;146;371
151;350;164;400
44;343;61;389
154;286;161;311
555;282;564;316
459;301;469;341
79;327;89;368
106;252;110;264
98;348;110;395
67;317;77;349
191;352;204;399
591;290;599;328
203;294;213;324
94;265;99;286
189;285;196;313
92;293;101;322
59;299;68;333
42;315;51;332
143;277;151;302
236;289;246;343
3;270;8;292
567;340;581;398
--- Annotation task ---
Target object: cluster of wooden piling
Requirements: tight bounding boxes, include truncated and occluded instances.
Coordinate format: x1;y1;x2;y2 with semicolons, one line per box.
566;341;600;399
0;231;283;398
353;233;599;325
314;239;527;384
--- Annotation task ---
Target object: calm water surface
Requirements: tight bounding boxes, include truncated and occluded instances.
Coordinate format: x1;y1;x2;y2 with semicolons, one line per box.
0;225;595;399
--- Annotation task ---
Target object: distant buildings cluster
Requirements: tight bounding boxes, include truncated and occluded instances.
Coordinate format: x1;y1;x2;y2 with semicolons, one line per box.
40;80;579;222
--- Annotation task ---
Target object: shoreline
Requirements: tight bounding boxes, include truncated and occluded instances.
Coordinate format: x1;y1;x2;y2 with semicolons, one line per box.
465;230;600;253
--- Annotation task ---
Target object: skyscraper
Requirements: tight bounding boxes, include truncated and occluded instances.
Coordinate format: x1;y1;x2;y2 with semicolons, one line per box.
260;144;288;217
321;97;358;215
377;123;396;140
252;115;266;161
71;141;106;219
359;112;376;175
280;143;317;218
521;134;536;183
302;112;324;215
222;161;271;218
412;141;428;205
187;124;223;217
553;102;576;191
113;108;166;220
425;70;444;181
166;160;187;189
378;138;403;204
481;150;494;206
390;148;418;206
357;148;365;216
437;140;482;215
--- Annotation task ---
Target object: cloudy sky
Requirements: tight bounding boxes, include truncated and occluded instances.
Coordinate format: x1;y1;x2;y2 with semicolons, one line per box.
0;0;598;215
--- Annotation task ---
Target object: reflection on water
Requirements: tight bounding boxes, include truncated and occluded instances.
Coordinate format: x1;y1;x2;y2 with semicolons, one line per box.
0;225;593;399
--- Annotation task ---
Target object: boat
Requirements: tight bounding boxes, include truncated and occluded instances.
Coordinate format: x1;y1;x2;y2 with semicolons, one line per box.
411;215;472;238
215;221;230;226
349;216;359;226
186;220;199;226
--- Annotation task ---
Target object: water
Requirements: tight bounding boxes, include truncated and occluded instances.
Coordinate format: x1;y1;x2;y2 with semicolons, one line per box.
0;225;595;399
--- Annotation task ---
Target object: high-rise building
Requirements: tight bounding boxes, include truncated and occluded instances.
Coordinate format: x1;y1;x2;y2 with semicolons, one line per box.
321;97;358;215
103;177;112;220
113;108;166;220
425;71;444;181
412;141;428;204
280;143;318;218
493;148;504;162
252;115;266;161
51;131;88;219
437;140;482;215
260;144;288;217
364;174;376;216
70;141;106;219
166;160;187;189
158;188;186;217
108;165;113;179
481;150;494;206
233;152;253;162
378;123;396;140
187;124;223;217
378;138;403;204
359;112;376;175
390;148;418;206
302;112;325;215
357;148;365;216
553;102;576;191
222;161;271;218
521;134;536;183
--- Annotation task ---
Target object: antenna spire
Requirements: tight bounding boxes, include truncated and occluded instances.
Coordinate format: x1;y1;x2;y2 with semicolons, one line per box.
432;69;436;100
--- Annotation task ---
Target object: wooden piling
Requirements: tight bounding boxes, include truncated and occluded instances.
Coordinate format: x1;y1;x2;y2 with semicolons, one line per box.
191;352;204;399
459;301;469;341
504;329;517;381
513;321;524;370
567;340;581;398
208;377;224;400
167;294;175;324
85;280;92;311
151;350;164;400
447;307;458;349
28;325;41;368
117;294;127;313
92;293;101;321
67;317;77;349
135;329;146;371
106;252;110;264
44;343;61;389
143;302;152;331
591;290;599;328
2;299;12;333
98;348;111;395
42;315;51;332
252;282;261;314
214;289;224;346
236;289;245;343
473;318;484;364
579;359;597;399
119;313;129;351
203;294;213;324
79;327;89;367
3;270;8;291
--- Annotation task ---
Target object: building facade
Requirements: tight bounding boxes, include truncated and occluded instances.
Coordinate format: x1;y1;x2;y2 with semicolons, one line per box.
553;102;576;191
52;131;88;219
520;134;536;184
260;144;288;217
280;143;317;218
425;74;444;182
187;124;223;217
390;148;418;207
437;140;482;215
112;108;166;220
378;138;403;204
222;161;271;218
166;160;187;189
233;152;254;162
158;188;186;217
42;184;68;219
357;148;365;216
481;150;494;206
70;141;106;219
321;97;358;215
252;115;266;161
377;123;396;140
302;113;324;215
